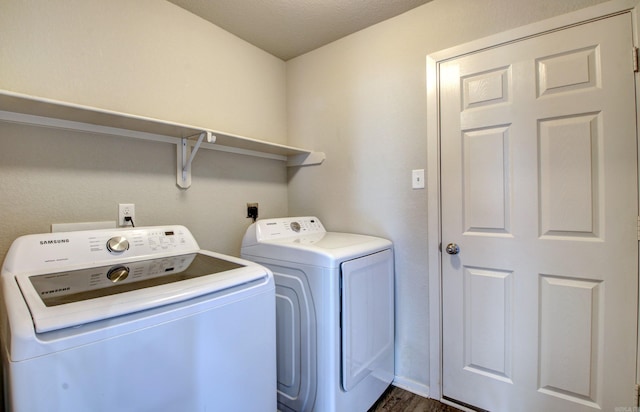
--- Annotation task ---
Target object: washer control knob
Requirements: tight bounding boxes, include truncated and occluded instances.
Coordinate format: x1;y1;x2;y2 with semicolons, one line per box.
107;266;129;283
106;236;129;253
290;221;301;232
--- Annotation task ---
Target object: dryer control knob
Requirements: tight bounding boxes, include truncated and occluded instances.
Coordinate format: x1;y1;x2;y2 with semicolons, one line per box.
290;222;301;232
107;236;129;253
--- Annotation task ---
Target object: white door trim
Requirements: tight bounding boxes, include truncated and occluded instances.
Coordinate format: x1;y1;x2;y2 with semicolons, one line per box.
426;0;640;401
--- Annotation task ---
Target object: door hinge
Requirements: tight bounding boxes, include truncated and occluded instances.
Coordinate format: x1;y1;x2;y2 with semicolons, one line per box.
633;47;639;72
637;216;640;241
635;384;640;407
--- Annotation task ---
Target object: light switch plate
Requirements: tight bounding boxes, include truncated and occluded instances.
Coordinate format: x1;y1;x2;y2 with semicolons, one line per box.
412;169;425;189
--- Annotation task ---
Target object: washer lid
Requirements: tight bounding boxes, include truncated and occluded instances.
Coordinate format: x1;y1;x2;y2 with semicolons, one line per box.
15;251;269;333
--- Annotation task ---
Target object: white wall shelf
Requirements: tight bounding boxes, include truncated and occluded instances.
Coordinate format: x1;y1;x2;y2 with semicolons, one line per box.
0;90;325;188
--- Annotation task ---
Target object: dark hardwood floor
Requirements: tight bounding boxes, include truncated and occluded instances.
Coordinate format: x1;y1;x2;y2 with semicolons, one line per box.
369;386;463;412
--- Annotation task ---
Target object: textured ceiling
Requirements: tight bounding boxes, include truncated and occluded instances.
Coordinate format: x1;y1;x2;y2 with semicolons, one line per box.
166;0;432;60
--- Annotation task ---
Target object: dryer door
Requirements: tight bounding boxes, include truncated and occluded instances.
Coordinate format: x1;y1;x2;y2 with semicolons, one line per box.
340;249;394;391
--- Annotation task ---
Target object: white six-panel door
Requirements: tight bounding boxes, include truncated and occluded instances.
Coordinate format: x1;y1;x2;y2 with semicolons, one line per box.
439;12;638;411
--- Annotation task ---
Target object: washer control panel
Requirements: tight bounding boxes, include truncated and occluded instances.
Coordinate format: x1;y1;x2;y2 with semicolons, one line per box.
255;217;325;241
89;228;192;256
5;226;200;274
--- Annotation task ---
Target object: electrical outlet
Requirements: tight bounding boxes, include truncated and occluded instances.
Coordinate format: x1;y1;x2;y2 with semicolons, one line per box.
118;203;135;227
247;203;259;222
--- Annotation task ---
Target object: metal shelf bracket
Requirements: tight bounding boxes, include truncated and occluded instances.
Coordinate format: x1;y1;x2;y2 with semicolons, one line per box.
177;131;215;189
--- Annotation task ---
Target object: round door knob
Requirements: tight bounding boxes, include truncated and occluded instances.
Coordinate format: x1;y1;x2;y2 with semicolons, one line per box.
106;236;129;253
445;243;460;255
107;266;129;283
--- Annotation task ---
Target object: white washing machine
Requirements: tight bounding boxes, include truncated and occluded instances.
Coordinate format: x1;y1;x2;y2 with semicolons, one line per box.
241;217;394;412
1;225;276;411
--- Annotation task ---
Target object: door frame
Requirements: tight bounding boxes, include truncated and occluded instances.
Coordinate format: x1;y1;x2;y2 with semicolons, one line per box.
426;0;640;403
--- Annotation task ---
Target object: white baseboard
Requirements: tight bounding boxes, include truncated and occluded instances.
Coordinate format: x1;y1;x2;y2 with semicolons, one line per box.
391;376;430;398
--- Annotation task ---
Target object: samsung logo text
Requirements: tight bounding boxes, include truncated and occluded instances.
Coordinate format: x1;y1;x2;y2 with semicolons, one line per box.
40;239;70;245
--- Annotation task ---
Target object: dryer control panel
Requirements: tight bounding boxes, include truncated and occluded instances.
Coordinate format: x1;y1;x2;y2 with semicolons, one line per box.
255;217;325;241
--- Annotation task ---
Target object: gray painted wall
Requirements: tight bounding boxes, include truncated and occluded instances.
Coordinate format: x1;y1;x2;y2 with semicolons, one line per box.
0;0;289;263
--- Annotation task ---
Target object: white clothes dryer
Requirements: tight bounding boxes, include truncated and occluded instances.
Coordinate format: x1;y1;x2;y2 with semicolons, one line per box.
241;217;394;412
